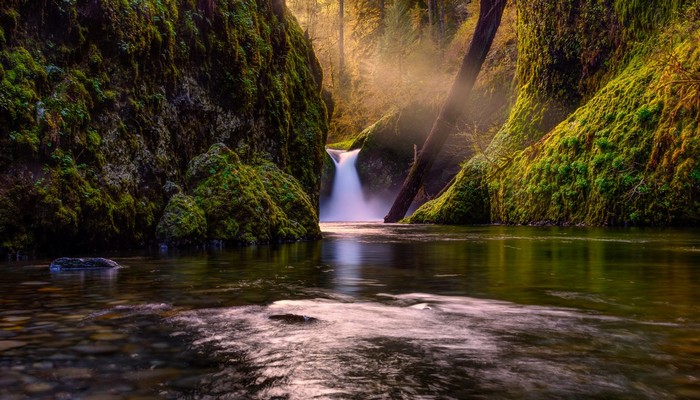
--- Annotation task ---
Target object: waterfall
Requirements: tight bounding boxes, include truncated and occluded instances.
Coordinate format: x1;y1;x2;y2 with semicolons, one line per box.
320;149;386;222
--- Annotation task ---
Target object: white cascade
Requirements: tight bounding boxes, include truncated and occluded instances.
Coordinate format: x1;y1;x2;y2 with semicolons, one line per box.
320;149;386;222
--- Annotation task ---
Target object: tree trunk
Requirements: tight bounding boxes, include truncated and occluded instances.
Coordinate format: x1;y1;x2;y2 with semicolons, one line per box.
384;0;507;223
428;0;437;41
438;0;445;49
338;0;345;81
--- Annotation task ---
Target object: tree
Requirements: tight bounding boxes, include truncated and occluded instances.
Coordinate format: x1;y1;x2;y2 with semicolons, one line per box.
384;0;508;222
339;0;345;80
380;0;419;71
428;0;437;39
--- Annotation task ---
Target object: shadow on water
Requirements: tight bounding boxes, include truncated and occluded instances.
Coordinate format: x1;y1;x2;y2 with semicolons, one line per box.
1;223;700;398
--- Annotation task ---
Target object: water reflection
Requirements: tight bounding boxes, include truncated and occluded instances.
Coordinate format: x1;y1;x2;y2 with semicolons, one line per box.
323;239;362;293
50;267;119;287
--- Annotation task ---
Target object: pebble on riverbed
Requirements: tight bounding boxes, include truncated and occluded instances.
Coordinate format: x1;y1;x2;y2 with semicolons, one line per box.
0;341;29;352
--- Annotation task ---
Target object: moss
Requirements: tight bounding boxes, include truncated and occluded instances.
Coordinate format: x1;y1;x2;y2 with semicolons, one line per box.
255;161;321;240
488;21;700;226
156;193;207;246
0;1;328;257
187;144;317;245
614;0;684;38
407;160;490;224
413;1;700;227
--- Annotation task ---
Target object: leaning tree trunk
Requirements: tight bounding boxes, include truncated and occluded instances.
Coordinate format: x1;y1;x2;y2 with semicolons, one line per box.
384;0;507;223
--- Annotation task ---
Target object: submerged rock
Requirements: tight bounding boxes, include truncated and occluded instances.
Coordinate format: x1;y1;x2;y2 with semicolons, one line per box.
268;314;319;324
49;258;120;271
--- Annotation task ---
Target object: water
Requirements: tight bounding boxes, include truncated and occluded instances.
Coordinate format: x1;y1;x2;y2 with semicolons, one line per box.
320;150;388;222
1;223;700;399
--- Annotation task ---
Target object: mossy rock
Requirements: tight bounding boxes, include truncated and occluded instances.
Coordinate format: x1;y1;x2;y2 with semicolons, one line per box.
187;144;318;244
156;193;207;247
255;162;321;240
0;1;327;257
407;160;490;224
416;9;700;226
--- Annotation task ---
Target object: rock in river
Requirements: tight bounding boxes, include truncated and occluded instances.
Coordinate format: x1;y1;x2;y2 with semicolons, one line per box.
268;314;319;324
49;258;120;271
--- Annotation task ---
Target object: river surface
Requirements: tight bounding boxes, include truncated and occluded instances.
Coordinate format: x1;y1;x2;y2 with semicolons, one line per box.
1;223;700;399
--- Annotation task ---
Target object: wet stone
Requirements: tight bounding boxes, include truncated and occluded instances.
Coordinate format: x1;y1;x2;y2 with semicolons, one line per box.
0;310;33;316
268;314;319;324
82;394;125;400
50;257;120;271
112;384;136;393
53;367;93;380
2;316;31;323
170;375;203;390
32;361;54;370
123;368;182;388
48;353;76;363
47;341;77;350
0;373;20;387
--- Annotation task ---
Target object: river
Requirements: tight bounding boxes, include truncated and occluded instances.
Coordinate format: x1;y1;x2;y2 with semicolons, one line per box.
1;223;699;399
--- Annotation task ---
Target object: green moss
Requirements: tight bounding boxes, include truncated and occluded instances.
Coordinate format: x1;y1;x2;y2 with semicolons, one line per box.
156;193;207;246
0;1;328;257
187;144;318;244
614;0;684;38
489;19;700;226
407;160;489;224
414;3;699;227
255;161;321;240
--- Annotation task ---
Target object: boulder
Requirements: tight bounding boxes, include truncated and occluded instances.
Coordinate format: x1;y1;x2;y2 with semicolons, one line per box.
49;257;120;271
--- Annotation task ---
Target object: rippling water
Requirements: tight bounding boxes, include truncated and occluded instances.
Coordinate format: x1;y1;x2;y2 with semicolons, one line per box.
1;224;699;399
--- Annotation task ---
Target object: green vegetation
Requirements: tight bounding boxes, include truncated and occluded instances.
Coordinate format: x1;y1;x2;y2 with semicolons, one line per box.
156;193;207;247
410;0;699;226
0;0;327;257
186;144;319;244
